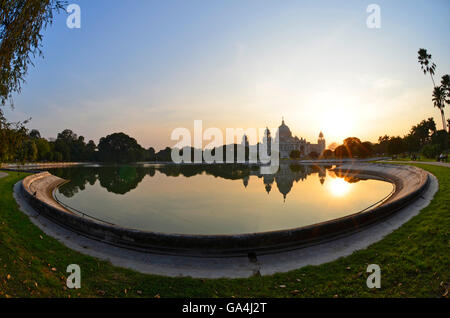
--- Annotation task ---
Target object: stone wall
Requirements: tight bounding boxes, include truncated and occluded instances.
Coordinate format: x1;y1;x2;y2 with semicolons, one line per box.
20;163;430;257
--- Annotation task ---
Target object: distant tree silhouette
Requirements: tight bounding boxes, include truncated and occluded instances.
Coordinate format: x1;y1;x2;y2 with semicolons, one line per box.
322;149;333;159
432;86;447;132
418;48;437;87
417;49;448;132
98;133;147;163
289;150;301;160
334;145;349;158
308;151;319;159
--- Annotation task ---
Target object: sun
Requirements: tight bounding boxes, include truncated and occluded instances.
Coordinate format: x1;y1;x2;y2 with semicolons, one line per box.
323;111;354;144
328;178;352;197
307;89;358;143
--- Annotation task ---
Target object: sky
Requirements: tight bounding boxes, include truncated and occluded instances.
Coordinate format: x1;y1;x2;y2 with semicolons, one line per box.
4;0;450;150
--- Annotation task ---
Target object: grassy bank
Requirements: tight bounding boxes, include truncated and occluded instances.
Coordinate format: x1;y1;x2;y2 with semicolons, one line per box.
0;164;448;298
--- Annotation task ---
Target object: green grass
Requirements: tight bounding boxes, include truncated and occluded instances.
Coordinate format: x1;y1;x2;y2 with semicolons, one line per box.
0;164;449;298
391;157;439;162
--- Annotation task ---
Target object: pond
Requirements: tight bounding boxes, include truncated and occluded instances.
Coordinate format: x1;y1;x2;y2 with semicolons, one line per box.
48;164;393;235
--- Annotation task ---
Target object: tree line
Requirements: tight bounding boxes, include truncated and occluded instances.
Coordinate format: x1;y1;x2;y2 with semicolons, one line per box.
312;117;448;160
1;115;448;165
0;120;156;164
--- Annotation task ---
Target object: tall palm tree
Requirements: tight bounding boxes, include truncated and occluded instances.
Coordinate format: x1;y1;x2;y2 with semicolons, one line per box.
418;48;437;87
441;74;450;101
432;86;446;131
441;75;450;132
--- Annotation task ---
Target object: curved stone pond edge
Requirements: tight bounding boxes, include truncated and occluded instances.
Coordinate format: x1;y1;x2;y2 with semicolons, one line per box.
18;163;430;257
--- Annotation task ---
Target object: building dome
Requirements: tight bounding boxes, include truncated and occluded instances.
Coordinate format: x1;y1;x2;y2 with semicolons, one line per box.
277;119;292;139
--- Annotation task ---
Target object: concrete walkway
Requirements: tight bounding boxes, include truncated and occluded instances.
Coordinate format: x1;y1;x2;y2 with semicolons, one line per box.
24;173;72;213
0;172;7;179
384;161;450;168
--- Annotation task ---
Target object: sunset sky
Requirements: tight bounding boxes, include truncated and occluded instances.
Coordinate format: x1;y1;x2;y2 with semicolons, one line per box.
4;0;450;150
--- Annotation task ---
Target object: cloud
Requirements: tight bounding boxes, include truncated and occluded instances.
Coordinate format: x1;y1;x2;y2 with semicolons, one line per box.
373;78;403;89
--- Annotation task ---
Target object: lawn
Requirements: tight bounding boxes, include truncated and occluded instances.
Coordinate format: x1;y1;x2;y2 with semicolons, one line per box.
392;157;439;162
0;164;448;298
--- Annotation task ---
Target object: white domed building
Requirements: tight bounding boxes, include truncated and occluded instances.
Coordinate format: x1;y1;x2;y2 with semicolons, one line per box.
264;119;326;159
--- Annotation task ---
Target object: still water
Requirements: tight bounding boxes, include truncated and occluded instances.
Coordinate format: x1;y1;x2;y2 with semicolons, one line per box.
49;164;393;235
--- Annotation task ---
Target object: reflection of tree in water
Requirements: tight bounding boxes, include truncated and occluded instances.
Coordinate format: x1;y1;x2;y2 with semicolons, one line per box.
52;166;154;196
98;166;148;195
52;164;335;199
156;164;256;180
50;167;97;198
330;169;362;184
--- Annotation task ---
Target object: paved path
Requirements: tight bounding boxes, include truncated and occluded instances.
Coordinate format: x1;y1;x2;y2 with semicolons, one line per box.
0;172;7;179
384;161;450;168
23;173;72;214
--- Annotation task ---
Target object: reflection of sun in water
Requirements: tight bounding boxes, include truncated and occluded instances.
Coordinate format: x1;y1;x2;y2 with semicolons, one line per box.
328;178;351;197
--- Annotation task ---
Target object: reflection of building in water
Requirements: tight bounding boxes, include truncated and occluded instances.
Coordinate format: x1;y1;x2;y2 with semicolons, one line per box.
263;119;326;159
263;174;275;194
242;163;330;201
275;164;295;201
318;166;326;185
243;175;249;188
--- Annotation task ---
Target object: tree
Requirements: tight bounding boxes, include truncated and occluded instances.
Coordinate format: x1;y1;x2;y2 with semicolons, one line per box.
442;74;450;103
440;74;450;132
343;137;362;157
431;130;449;155
334;145;349;158
155;147;173;162
406;118;436;150
418;48;437;87
309;151;319;159
360;141;374;158
1;1;65;106
417;49;447;132
289;150;301;160
387;137;404;156
147;147;156;161
98;132;147;163
432;86;447;132
35;137;51;161
85;140;97;161
29;129;41;139
421;144;440;159
0;113;29;162
322;149;333;159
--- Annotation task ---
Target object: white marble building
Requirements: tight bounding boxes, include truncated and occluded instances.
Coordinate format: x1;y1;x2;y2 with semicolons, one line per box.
265;119;326;159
